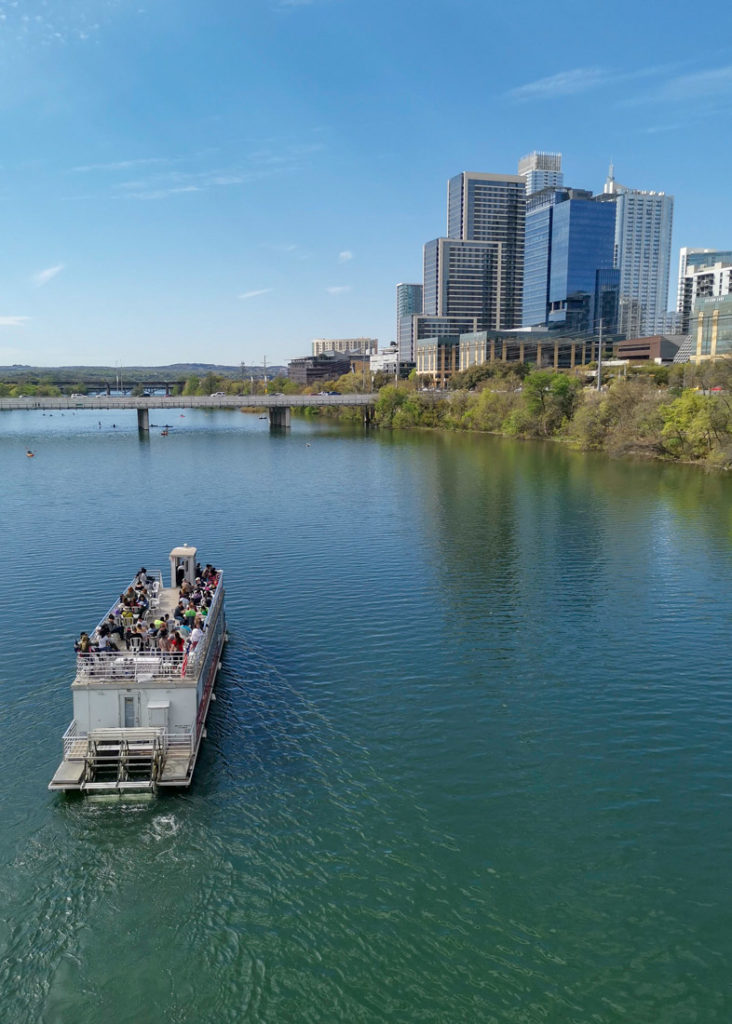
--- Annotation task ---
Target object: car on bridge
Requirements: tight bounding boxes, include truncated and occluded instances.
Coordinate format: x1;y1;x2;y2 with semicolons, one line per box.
210;392;226;397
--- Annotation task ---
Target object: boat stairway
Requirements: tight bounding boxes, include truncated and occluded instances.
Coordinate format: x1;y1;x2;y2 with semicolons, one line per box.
80;728;167;792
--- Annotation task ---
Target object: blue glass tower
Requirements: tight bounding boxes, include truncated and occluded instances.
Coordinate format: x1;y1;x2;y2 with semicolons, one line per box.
523;188;617;334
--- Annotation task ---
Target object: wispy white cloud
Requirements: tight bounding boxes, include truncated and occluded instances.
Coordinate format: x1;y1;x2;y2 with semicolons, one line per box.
506;62;684;103
32;264;64;287
262;242;312;261
239;288;274;300
0;316;30;327
628;65;732;105
338;250;353;263
123;185;202;201
507;67;609;101
326;285;351;295
71;157;172;174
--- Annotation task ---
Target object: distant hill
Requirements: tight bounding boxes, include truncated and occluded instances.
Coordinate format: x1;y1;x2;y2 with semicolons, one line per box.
0;363;288;381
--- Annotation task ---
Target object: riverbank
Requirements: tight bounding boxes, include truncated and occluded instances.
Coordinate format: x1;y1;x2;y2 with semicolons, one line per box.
318;367;732;471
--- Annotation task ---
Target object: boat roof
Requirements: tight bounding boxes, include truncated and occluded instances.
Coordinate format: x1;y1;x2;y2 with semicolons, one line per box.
170;545;197;557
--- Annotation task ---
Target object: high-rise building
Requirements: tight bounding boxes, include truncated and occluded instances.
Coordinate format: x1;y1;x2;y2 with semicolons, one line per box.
523;187;618;334
598;165;674;338
518;152;563;197
677;248;732;332
441;171;526;329
396;283;422;362
423;237;503;322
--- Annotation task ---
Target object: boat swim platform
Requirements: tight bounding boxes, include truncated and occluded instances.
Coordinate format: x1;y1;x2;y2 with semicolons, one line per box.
48;726;198;792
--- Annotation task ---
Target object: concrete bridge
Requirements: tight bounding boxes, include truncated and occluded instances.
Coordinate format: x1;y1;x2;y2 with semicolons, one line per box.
0;393;380;431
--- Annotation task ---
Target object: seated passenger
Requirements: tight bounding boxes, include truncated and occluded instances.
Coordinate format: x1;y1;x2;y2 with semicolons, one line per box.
75;631;91;654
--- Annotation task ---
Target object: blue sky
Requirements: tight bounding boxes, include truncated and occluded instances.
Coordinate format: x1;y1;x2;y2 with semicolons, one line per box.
2;0;732;367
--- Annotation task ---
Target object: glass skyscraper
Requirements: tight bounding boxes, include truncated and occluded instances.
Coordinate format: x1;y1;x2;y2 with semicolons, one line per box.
396;283;422;362
523;187;617;334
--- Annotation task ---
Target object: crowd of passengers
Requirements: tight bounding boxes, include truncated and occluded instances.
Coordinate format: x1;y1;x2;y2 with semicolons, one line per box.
75;563;220;660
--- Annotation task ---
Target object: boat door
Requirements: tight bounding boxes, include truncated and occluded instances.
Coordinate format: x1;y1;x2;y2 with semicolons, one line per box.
121;693;139;728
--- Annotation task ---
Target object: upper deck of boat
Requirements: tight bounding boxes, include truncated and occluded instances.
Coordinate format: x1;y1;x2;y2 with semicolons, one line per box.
72;570;224;690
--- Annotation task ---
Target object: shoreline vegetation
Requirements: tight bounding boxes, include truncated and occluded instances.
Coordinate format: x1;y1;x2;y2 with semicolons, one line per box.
311;361;732;472
5;361;732;470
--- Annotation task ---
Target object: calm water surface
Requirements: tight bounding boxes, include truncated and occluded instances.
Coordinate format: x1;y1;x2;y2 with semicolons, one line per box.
1;408;731;1022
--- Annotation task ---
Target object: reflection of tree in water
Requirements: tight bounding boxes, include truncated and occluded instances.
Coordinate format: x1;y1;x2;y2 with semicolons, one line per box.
384;430;732;671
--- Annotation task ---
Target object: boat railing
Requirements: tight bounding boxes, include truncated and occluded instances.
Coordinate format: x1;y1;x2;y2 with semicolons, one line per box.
76;651;186;680
63;720;195;758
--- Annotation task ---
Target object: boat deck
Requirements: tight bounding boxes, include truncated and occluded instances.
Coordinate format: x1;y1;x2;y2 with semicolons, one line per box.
49;553;226;796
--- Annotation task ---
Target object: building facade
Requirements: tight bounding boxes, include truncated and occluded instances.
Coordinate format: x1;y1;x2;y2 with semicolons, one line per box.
523;186;618;334
446;172;525;329
312;338;378;356
676;249;732;332
690;295;732;362
396;283;423;362
518;152;563;197
288;354;352;384
599;166;674;338
423;237;503;325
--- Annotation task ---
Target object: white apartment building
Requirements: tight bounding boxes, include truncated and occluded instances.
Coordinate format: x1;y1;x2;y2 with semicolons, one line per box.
600;166;674;338
518;151;563;197
677;248;732;332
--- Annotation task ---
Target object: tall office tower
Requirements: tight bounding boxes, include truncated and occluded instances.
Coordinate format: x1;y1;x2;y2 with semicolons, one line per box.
676;249;732;332
518;152;563;197
523;186;618;334
599;165;674;338
423;237;503;326
445;171;526;328
396;283;423;361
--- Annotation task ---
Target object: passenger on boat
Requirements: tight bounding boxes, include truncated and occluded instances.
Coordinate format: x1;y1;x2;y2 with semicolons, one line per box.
188;625;203;652
75;631;91;653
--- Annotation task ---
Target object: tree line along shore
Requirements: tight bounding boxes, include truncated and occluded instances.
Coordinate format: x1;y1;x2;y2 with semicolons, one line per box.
316;361;732;472
4;361;732;470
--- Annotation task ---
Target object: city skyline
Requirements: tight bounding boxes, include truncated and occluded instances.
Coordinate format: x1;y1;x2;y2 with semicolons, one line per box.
2;0;732;366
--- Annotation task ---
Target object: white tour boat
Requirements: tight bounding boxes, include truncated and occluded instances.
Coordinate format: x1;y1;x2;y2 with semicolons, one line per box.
49;545;226;795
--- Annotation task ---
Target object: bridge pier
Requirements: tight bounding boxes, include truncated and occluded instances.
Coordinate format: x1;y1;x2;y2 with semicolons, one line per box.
269;406;291;429
363;406;374;427
137;407;150;434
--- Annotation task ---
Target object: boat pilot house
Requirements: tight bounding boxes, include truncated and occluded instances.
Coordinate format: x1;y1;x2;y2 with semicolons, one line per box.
49;545;227;796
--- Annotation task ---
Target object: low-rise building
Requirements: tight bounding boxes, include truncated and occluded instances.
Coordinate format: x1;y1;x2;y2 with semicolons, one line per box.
312;337;377;356
616;334;682;364
689;295;732;363
288;353;352;385
416;336;460;385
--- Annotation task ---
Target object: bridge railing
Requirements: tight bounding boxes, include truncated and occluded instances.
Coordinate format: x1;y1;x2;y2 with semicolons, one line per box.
0;394;378;410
